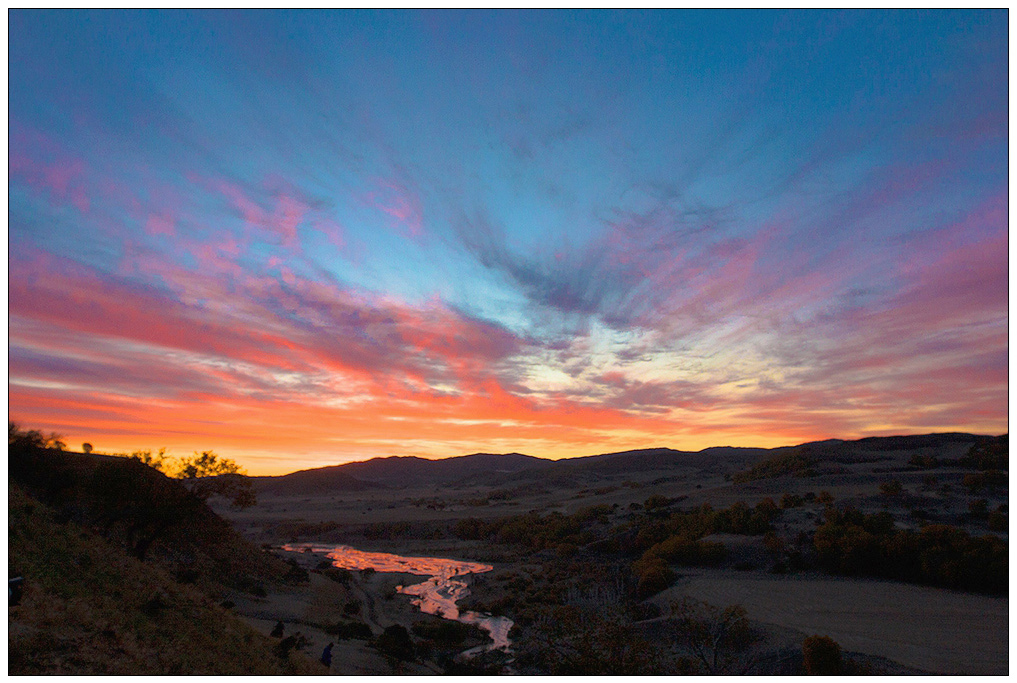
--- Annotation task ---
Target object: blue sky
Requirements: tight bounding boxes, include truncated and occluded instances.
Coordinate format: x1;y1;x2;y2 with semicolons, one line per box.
9;10;1008;473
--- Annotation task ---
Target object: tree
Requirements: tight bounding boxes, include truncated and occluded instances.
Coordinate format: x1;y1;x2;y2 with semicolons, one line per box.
81;442;93;454
802;635;842;674
128;448;170;473
667;598;760;674
9;422;65;450
175;450;256;508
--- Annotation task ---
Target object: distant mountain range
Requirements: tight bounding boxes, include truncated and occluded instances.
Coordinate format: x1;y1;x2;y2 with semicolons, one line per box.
250;432;996;496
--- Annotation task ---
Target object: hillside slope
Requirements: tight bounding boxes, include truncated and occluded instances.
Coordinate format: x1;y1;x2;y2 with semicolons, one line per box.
9;444;284;591
8;484;320;675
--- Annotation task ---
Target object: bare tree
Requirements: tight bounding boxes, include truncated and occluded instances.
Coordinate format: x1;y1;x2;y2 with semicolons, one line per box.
667;597;761;674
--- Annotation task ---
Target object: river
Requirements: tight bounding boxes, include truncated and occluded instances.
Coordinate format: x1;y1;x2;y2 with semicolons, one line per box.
281;543;513;655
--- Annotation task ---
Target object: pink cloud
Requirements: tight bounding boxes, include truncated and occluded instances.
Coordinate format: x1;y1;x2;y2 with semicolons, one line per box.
362;177;424;237
213;179;307;249
10;152;90;213
145;213;176;237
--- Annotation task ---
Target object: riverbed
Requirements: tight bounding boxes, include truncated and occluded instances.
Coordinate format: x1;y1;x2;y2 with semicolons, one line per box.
282;543;513;654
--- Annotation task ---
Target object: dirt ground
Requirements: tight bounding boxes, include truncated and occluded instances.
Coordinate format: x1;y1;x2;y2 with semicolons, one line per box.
656;570;1008;675
224;560;443;675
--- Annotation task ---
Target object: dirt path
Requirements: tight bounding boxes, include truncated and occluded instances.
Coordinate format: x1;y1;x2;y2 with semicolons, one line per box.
659;573;1007;675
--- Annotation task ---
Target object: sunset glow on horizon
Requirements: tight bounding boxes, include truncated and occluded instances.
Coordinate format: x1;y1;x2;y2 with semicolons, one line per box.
9;10;1008;475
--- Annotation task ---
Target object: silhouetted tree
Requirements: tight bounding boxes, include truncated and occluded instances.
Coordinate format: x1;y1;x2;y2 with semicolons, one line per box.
9;422;65;450
176;450;256;508
81;442;93;454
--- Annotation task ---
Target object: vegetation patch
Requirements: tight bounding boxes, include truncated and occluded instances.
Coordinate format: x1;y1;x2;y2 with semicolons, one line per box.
731;448;817;483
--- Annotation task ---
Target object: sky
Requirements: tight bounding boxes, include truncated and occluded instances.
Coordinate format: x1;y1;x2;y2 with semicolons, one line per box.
8;10;1009;475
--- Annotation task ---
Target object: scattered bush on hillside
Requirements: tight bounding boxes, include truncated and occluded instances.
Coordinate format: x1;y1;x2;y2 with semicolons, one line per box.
644;494;674;511
963;470;1007;494
908;453;939;469
802;635;842;675
960;435;1008;471
731;448;816;483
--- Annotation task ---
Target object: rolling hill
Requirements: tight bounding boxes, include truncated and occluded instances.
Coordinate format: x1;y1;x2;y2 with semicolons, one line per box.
249;433;997;495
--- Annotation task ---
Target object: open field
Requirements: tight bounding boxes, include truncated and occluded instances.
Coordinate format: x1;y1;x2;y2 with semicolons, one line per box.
658;572;1008;675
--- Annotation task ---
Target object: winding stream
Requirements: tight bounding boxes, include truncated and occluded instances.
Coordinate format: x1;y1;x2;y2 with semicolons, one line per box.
282;543;513;654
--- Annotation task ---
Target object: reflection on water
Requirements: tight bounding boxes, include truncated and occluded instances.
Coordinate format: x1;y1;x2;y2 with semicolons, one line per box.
282;543;513;654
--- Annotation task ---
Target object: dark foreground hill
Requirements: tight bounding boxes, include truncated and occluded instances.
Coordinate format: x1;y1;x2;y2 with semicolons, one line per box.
8;443;320;675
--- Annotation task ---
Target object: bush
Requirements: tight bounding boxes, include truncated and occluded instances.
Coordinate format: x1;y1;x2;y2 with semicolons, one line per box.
732;449;816;483
968;499;989;518
802;635;842;674
633;557;677;599
963;470;1007;494
780;493;804;509
375;624;415;661
987;511;1008;533
960;435;1008;471
321;567;352;585
411;619;480;646
324;620;372;640
879;479;902;497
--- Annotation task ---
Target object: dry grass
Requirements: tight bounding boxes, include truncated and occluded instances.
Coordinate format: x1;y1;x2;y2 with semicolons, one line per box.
8;485;321;675
659;573;1008;675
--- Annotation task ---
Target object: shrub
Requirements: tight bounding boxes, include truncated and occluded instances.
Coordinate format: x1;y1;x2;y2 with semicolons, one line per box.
633;557;677;599
968;498;989;518
731;448;816;483
375;624;415;661
987;511;1008;533
908;454;938;469
963;470;1007;494
802;635;842;674
644;495;672;511
879;479;902;497
780;493;804;509
960;435;1008;471
321;567;352;585
324;620;372;640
